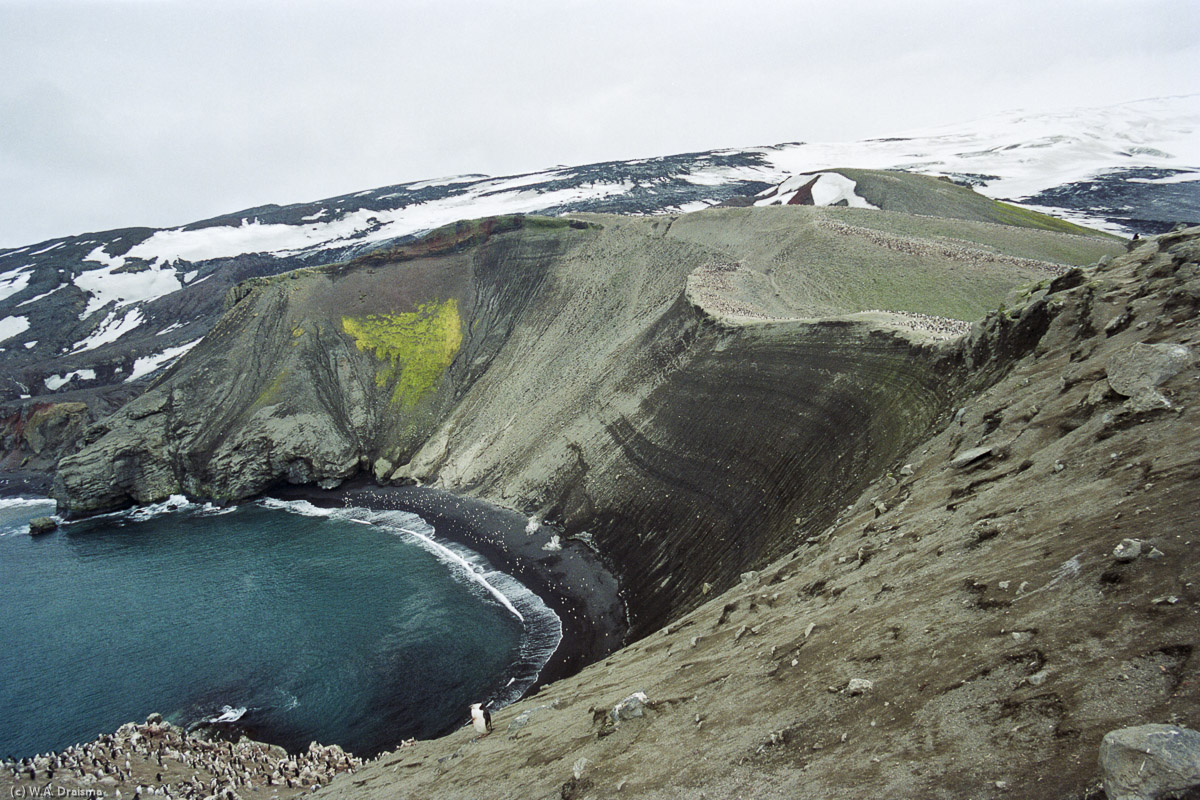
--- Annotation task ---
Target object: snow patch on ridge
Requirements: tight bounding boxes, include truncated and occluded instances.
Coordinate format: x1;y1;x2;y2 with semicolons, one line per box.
17;285;63;307
70;308;144;353
125;339;201;382
78;249;183;317
0;269;32;303
0;315;30;344
45;369;97;391
755;172;878;208
1128;171;1200;185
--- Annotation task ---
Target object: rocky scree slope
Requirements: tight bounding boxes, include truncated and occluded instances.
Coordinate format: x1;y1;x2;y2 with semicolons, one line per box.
309;227;1200;800
54;202;1121;637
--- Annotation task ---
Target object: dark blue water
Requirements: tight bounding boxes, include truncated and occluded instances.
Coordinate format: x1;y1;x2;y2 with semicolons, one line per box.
0;496;560;759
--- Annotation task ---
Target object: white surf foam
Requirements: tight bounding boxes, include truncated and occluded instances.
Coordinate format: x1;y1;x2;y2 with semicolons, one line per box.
194;502;237;517
124;494;193;522
205;705;247;724
80;494;197;526
0;497;57;511
0;497;58;537
257;498;526;621
259;497;563;708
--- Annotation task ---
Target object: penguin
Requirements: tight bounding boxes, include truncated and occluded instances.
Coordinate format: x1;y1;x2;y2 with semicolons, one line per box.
469;703;493;736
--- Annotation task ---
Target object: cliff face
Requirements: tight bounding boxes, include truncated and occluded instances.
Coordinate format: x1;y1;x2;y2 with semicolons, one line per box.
307;226;1199;800
52;198;1121;636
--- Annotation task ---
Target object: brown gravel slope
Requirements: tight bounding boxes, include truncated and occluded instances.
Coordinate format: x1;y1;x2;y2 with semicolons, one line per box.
314;230;1200;800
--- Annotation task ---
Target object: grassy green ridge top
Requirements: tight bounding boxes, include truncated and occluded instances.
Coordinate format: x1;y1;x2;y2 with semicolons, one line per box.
836;168;1119;238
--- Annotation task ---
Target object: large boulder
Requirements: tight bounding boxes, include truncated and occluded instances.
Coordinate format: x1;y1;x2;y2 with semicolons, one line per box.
1105;343;1193;410
28;516;58;535
1100;724;1200;800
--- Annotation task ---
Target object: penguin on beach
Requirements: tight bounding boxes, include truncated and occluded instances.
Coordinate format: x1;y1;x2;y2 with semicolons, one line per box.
469;703;493;736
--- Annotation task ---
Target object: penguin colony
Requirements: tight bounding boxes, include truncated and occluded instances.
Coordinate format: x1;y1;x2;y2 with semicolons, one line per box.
2;714;361;799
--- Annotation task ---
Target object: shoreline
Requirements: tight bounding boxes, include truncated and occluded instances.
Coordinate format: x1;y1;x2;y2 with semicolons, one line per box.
267;478;628;691
0;472;628;688
0;472;627;752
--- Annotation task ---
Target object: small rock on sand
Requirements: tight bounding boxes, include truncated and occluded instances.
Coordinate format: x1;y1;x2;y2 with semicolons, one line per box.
1112;539;1143;562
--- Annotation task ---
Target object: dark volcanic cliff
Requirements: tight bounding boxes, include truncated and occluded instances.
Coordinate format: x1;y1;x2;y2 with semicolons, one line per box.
52;200;1121;636
307;225;1199;800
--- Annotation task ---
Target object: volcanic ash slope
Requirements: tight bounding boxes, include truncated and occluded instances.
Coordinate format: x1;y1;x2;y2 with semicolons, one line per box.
53;200;1119;634
313;227;1200;799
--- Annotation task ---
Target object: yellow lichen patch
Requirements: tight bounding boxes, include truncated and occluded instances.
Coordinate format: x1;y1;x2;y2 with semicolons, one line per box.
341;299;463;406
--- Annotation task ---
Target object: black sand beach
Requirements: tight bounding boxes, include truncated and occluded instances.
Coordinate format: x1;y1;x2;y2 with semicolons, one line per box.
270;479;628;688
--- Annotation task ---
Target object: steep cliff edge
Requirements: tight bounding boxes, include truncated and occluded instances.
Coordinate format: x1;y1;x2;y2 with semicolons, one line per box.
53;199;1121;637
305;226;1199;800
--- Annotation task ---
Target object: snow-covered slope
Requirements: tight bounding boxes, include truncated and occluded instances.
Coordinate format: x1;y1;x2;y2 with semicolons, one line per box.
0;95;1195;408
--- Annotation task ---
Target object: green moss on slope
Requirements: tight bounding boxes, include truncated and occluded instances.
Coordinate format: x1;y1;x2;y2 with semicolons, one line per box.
988;200;1114;237
341;299;463;407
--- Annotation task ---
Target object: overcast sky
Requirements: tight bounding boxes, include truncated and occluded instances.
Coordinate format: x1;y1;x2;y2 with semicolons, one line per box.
1;0;1197;248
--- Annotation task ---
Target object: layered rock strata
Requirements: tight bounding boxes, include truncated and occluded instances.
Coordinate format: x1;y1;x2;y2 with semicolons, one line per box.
53;206;1120;637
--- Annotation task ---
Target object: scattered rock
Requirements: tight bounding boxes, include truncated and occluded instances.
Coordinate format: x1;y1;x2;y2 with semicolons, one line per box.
1087;379;1115;406
611;691;649;723
1026;669;1050;687
971;518;1005;545
1105;310;1133;336
899;464;914;476
846;678;873;696
507;704;554;732
542;534;563;551
1106;342;1193;411
1126;391;1173;413
1152;595;1180;606
28;516;58;535
1099;724;1200;800
1113;539;1143;562
951;446;994;469
371;457;394;481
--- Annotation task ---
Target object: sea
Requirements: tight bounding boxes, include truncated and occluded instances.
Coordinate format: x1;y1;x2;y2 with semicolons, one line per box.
0;495;561;759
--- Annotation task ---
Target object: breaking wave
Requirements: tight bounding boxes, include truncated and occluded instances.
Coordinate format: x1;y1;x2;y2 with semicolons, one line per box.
258;497;562;708
0;497;57;511
204;705;247;724
0;497;58;537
